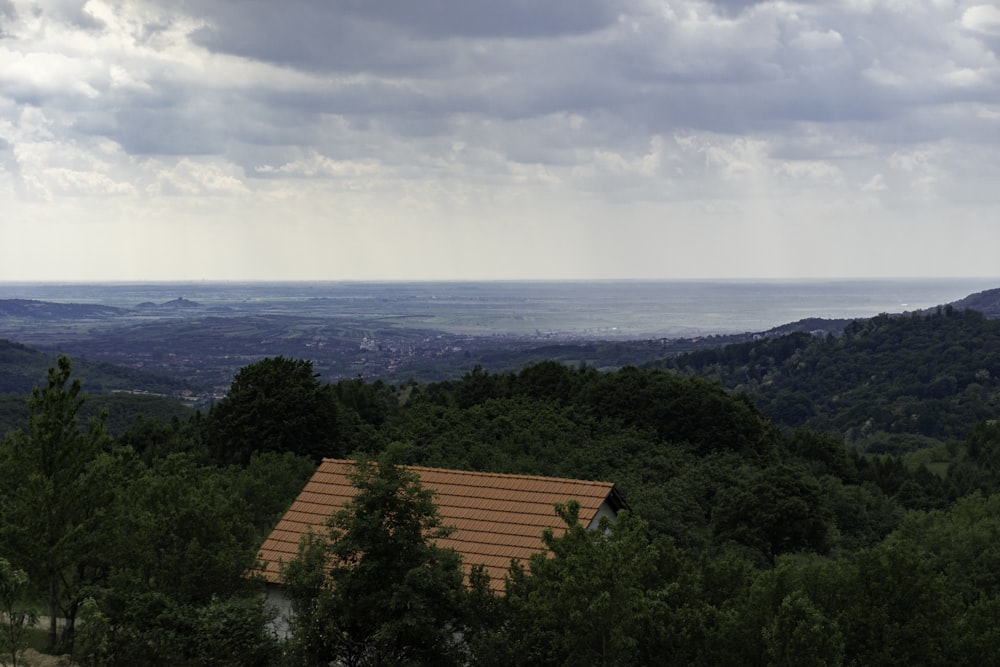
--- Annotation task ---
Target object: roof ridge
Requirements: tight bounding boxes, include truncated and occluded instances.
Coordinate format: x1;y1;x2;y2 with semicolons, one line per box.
320;458;614;488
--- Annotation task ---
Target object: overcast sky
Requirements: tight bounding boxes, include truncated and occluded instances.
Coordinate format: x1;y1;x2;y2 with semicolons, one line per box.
1;0;998;281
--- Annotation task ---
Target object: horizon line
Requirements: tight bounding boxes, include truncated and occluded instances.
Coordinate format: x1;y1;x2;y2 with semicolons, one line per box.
2;276;999;285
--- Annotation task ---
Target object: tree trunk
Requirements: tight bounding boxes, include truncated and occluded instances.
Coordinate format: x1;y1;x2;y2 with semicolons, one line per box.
47;570;58;652
60;597;79;650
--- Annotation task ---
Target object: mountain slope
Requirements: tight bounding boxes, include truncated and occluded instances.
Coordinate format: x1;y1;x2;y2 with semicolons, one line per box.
0;298;128;319
0;338;200;396
660;307;1000;448
950;288;1000;318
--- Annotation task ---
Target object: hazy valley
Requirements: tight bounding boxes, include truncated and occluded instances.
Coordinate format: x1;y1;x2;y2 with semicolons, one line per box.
3;280;996;406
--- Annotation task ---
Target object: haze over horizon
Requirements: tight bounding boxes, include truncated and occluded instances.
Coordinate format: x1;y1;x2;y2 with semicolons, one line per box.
2;1;999;282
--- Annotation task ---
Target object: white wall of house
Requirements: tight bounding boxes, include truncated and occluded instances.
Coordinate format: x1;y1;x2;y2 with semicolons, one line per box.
264;583;294;639
586;499;619;530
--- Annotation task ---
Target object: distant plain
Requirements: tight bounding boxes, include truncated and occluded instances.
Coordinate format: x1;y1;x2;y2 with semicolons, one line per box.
1;278;997;393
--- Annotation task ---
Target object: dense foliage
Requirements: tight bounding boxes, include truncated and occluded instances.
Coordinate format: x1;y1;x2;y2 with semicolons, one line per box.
0;357;113;651
0;339;196;438
661;307;1000;450
203;356;345;465
0;357;314;664
0;338;197;397
3;326;1000;664
0;557;36;667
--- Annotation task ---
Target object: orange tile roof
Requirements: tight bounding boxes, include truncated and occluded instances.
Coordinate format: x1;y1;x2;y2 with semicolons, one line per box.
256;459;627;591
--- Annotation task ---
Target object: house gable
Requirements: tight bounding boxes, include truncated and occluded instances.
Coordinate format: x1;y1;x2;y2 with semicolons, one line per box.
256;459;628;590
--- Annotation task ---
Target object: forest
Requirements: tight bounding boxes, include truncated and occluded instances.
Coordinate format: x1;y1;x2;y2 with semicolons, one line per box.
2;305;1000;665
661;306;1000;450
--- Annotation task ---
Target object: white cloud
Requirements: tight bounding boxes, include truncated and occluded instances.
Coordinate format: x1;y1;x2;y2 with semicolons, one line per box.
777;160;844;185
962;5;1000;37
146;158;250;196
791;29;844;51
862;173;887;192
0;0;997;281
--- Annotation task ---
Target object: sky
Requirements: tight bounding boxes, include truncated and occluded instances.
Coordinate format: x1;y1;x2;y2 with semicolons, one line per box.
1;0;999;281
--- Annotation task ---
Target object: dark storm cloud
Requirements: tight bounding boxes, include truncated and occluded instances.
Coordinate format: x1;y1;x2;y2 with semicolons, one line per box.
0;0;17;31
87;0;982;162
183;0;619;75
709;0;767;18
6;0;1000;198
328;0;620;39
107;107;226;155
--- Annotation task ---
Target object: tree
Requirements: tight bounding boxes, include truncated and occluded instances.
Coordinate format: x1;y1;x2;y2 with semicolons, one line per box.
833;542;960;666
492;504;712;667
579;366;772;457
203;356;342;465
0;355;112;651
763;591;844;667
90;451;285;667
102;453;261;607
712;464;832;565
284;446;468;666
0;558;37;667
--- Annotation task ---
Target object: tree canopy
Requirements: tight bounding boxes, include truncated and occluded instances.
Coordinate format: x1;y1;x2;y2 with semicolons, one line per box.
203;356;343;464
6;341;1000;664
283;447;468;666
0;356;112;651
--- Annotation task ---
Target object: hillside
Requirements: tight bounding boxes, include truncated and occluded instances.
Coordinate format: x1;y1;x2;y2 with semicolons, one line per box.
0;338;53;392
950;287;1000;317
661;306;1000;450
0;298;128;319
0;338;198;436
0;339;200;395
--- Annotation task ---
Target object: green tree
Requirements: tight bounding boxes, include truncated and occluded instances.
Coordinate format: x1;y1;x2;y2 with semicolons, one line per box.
103;453;260;607
712;464;832;565
955;594;1000;667
116;413;205;464
494;504;712;667
203;356;342;465
887;493;1000;605
89;450;285;667
763;591;844;667
284;446;468;666
72;597;110;667
188;596;280;667
579;366;772;457
0;558;37;667
833;542;959;666
0;356;112;651
714;556;839;667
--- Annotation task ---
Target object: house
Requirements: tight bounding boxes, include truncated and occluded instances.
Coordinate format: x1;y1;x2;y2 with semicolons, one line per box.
256;458;628;632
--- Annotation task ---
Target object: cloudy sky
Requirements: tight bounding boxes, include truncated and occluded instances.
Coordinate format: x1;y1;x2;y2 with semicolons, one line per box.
1;0;998;281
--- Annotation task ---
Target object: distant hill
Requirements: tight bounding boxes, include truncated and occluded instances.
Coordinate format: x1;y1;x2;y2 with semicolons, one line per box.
759;317;853;338
1;283;997;392
949;288;1000;318
0;338;198;437
0;391;194;438
0;339;54;393
0;297;206;320
134;297;203;311
0;338;201;396
659;306;1000;450
0;299;128;319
